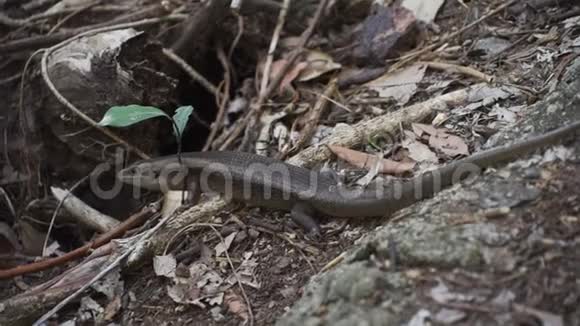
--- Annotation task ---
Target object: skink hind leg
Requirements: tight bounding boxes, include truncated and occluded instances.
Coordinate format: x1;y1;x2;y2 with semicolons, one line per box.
319;165;342;184
291;202;321;236
184;182;201;205
183;175;201;205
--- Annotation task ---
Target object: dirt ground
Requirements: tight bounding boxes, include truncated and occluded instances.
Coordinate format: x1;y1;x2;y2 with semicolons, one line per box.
120;159;580;325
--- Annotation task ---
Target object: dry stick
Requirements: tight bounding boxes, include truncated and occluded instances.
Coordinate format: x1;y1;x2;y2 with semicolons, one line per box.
0;187;16;218
319;252;346;274
0;72;22;85
96;4;167;27
218;0;330;150
303;88;352;112
23;0;56;11
278;79;337;159
47;0;102;35
163;222;223;254
170;0;229;58
288;83;486;167
162;48;220;97
228;12;245;60
19;49;45;196
421;61;494;83
259;0;291;98
391;0;517;70
203;46;231;151
38;19;185;159
0;12;33;27
28;5;135;22
225;12;244;84
484;33;529;64
42;176;90;256
32;207;168;326
51;187;120;232
0;207;154;280
0;14;184;54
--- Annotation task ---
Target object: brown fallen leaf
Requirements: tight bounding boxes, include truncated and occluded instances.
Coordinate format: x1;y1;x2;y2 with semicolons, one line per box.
364;63;427;105
411;123;469;157
224;290;249;322
402;130;438;163
328;145;415;175
411;123;438;138
428;131;469;157
296;50;341;82
103;296;122;321
270;59;307;96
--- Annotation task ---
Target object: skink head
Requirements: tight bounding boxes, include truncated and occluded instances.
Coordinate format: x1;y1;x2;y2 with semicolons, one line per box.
118;158;189;192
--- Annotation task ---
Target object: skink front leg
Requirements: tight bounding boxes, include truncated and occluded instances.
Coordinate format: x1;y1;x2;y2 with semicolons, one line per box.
182;174;201;205
290;202;321;237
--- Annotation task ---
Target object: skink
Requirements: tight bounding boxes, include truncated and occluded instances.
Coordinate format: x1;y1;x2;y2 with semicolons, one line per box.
118;121;580;234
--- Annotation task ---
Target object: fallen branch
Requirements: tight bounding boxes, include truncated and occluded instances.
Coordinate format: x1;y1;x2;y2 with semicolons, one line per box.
51;186;120;233
422;61;493;83
0;15;185;54
0;207;154;280
288;83;485;168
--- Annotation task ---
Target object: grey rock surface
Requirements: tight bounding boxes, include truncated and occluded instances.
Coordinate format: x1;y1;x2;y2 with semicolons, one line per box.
277;58;580;326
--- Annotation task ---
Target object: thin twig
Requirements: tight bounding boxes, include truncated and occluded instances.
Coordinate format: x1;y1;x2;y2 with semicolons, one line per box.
32;207;164;325
42;176;89;256
203;45;231;151
278;79;337;159
421;61;494;83
162;48;219;97
0;187;16;219
47;0;102;35
391;0;517;70
259;0;291;97
19;49;45;197
228;11;245;60
28;5;134;22
0;207;155;280
0;12;32;27
0;14;185;54
0;72;22;86
163;222;223;254
218;0;330;150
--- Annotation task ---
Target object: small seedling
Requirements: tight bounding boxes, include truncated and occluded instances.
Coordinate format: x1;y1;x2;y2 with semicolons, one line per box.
98;104;193;159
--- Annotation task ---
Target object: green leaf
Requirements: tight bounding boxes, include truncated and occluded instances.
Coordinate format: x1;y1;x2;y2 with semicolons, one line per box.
98;105;169;127
172;105;194;139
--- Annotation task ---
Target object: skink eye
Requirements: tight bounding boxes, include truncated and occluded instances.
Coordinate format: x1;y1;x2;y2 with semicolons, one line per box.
140;168;159;178
125;166;138;175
